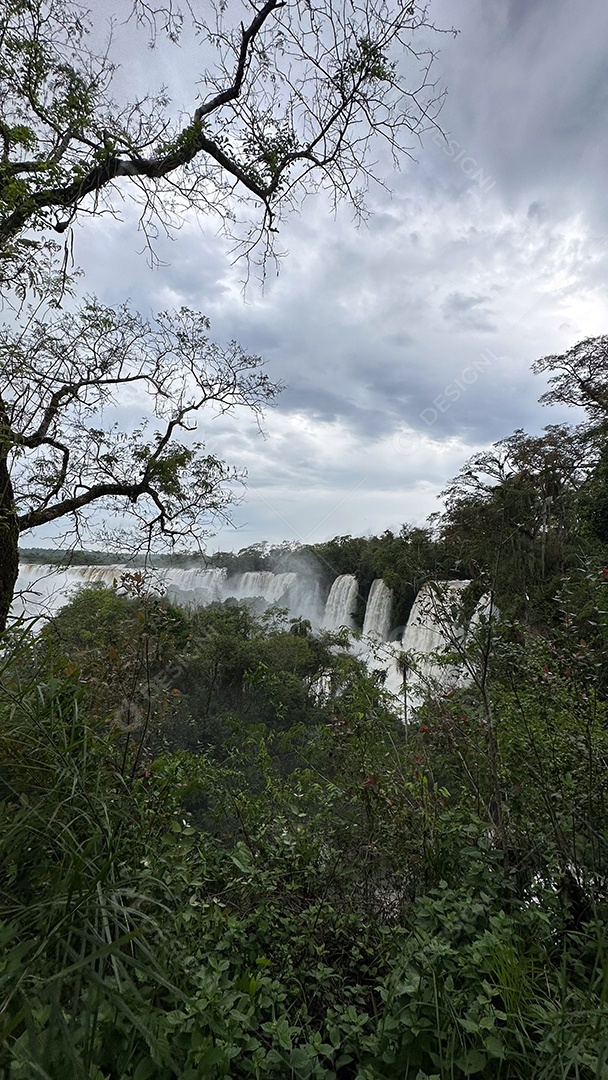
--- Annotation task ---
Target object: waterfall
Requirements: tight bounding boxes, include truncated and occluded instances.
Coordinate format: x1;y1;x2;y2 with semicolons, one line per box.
322;574;358;630
284;578;325;628
225;570;297;604
13;563;128;619
165;567;227;606
465;592;494;640
13;563;232;618
362;579;393;640
14;562;326;626
456;591;497;692
401;581;468;655
13;561;495;726
400;580;470;715
14;563;485;696
360;582;498;721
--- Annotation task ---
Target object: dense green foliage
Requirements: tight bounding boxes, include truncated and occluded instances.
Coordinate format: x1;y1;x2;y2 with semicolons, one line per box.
5;336;608;1077
2;549;608;1077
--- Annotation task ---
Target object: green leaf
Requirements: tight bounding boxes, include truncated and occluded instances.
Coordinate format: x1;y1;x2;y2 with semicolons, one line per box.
458;1018;480;1034
134;1059;157;1080
229;842;254;873
457;1049;487;1075
289;1045;314;1072
484;1034;505;1059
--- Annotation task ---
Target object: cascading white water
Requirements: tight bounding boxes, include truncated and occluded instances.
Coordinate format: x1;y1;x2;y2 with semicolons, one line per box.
362;579;393;639
456;591;497;692
166;567;227;606
13;563;129;620
225;571;297;604
284;578;325;628
13;563;231;618
12;562;495;725
399;580;470;715
401;581;468;655
322;574;358;630
465;592;494;640
14;562;331;628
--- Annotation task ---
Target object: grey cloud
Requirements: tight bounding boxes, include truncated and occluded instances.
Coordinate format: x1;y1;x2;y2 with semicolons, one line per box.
430;0;608;227
65;0;608;549
442;291;497;331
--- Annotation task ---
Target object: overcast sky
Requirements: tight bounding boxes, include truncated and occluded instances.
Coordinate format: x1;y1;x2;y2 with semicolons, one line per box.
37;0;608;553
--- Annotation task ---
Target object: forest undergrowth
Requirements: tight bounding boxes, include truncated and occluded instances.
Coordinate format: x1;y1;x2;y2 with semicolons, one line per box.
1;546;608;1078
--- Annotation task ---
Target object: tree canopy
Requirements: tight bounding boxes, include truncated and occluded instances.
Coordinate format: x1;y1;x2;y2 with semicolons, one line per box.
0;0;446;294
533;335;608;422
0;300;280;630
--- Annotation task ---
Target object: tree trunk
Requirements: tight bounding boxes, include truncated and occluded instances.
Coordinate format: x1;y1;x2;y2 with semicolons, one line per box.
0;450;19;635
